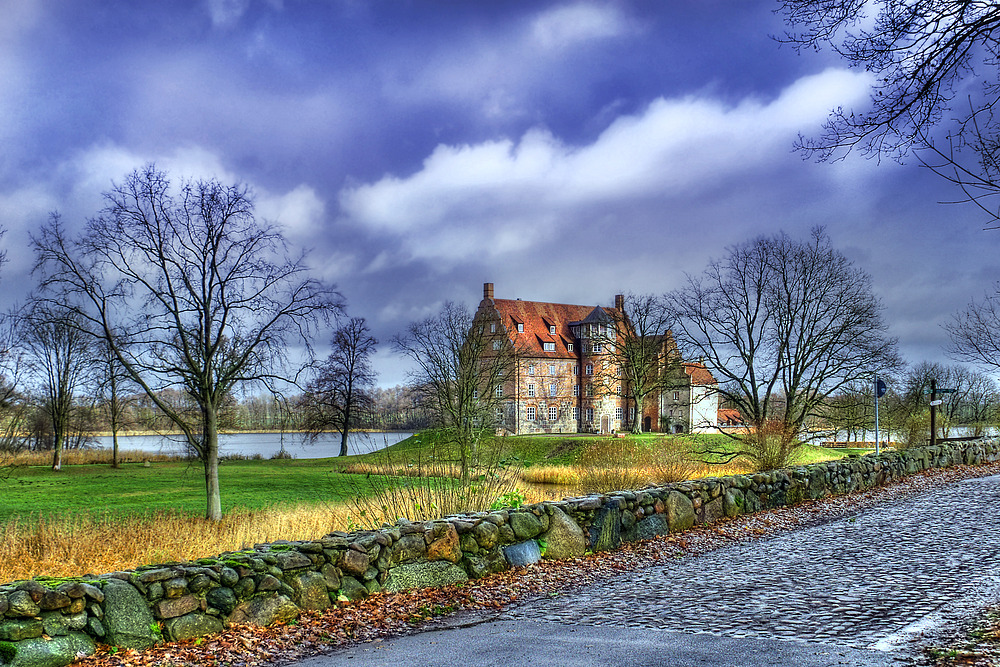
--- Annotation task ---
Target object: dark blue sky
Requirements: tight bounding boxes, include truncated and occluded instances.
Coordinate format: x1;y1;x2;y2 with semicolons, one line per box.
1;0;995;386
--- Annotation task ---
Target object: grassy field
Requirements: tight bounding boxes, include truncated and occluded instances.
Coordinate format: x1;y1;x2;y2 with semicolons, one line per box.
0;432;860;581
0;456;365;522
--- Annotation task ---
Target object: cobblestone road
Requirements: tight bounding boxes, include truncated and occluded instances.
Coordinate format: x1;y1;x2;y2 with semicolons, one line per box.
505;473;1000;654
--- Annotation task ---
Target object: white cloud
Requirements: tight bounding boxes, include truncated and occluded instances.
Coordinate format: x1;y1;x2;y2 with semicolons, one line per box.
256;183;326;240
340;68;875;265
206;0;251;28
530;2;631;50
380;2;636;120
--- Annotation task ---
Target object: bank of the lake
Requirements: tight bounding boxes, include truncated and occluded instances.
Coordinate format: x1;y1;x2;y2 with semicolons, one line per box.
91;430;412;459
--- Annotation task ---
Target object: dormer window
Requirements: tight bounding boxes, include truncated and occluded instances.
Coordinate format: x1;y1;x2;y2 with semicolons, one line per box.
567;343;574;352
517;323;524;333
549;325;556;335
543;342;555;351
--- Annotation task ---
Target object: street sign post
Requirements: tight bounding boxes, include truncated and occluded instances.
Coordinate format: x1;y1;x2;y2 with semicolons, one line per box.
874;375;886;455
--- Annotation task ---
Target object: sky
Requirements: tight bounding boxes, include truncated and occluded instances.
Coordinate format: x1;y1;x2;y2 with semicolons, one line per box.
1;0;997;388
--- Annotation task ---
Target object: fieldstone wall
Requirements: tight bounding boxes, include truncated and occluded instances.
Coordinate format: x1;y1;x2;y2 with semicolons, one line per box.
2;440;999;667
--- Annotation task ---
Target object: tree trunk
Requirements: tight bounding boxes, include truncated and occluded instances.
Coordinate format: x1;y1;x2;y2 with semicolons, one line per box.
52;424;63;471
339;402;350;457
110;396;120;469
203;405;222;521
631;395;642;434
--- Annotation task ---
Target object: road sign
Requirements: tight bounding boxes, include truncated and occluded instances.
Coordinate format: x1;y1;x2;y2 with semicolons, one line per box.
929;399;943;406
875;378;887;398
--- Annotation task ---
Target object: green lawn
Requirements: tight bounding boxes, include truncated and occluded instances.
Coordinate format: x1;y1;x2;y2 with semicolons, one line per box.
0;431;854;522
0;458;362;522
355;430;850;468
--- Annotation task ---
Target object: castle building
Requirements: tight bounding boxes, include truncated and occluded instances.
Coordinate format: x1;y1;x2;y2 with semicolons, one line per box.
475;283;718;434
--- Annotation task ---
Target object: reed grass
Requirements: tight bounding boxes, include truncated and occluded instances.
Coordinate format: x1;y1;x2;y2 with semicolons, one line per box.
3;449;184;467
0;503;356;582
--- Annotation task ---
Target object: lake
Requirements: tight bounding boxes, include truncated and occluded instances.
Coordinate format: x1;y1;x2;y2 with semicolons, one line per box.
90;431;413;459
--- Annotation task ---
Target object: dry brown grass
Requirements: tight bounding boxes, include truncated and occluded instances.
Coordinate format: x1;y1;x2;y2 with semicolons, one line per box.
519;438;754;496
4;449;183;467
517;465;581;486
0;503;356;582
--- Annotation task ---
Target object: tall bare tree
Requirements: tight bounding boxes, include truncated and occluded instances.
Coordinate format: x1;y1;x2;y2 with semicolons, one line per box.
590;293;680;433
303;317;377;456
393;301;518;482
668;228;901;470
95;336;135;468
33;165;342;519
20;304;95;471
780;1;1000;222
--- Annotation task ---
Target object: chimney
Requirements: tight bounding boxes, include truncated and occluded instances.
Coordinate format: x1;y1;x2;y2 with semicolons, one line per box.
484;283;494;300
614;294;624;310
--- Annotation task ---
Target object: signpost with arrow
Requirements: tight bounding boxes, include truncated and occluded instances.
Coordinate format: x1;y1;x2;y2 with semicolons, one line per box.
923;379;957;446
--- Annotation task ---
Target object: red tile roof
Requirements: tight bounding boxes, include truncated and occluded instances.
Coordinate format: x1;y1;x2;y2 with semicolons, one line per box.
484;297;620;359
683;361;717;386
718;408;742;426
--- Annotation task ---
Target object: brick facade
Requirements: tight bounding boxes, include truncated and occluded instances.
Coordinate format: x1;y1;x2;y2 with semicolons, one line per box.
475;283;629;434
475;284;718;435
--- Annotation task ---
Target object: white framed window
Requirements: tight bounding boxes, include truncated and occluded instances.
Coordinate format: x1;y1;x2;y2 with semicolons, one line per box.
673;391;679;401
586;383;594;397
586;407;594;422
567;343;574;352
527;406;536;421
517;322;524;333
549;383;557;397
573;366;579;376
615;407;623;420
630;407;636;419
548;364;556;375
496;407;504;422
473;389;479;399
549;325;556;335
586;364;593;375
543;342;555;351
592;343;602;353
573;384;580;397
548;406;557;421
527;384;536;397
495;385;503;397
528;364;535;375
490;322;496;333
573;406;581;420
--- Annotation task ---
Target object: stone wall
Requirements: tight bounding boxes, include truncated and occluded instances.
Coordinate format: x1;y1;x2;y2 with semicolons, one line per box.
2;440;999;667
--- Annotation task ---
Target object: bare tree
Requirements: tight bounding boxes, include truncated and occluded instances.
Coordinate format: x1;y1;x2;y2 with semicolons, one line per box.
20;304;95;471
32;165;342;520
667;228;901;470
820;380;876;444
303;317;377;456
392;301;518;482
95;337;136;468
779;1;1000;222
591;293;681;433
